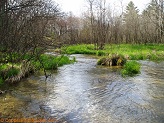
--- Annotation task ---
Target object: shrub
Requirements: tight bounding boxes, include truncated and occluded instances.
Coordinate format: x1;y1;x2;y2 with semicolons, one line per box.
121;61;141;77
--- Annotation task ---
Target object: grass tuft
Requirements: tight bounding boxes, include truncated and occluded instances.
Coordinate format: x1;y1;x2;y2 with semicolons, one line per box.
32;54;73;70
121;61;141;77
0;54;74;85
0;77;4;85
5;68;20;79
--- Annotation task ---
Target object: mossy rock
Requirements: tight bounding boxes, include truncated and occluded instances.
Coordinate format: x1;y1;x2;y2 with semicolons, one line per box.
97;54;126;66
97;57;107;65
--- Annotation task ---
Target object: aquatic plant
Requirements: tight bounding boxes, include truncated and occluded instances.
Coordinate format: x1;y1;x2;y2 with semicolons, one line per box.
121;61;141;77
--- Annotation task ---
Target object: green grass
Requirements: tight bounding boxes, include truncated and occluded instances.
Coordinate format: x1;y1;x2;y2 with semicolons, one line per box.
0;54;74;85
62;44;164;61
0;64;8;71
5;68;20;79
0;77;4;85
0;64;20;79
61;44;97;55
97;57;107;65
121;61;141;77
32;54;74;70
0;66;20;85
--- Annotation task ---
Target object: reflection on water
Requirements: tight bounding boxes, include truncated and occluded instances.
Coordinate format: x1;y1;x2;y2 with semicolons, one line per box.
0;55;164;123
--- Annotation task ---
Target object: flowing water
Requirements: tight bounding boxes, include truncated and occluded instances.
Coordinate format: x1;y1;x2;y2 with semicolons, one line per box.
0;54;164;123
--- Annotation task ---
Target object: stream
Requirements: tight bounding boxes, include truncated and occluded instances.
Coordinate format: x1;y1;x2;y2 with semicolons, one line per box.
0;54;164;123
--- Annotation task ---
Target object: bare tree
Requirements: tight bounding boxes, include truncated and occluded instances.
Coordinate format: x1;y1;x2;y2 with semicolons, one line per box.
0;0;61;65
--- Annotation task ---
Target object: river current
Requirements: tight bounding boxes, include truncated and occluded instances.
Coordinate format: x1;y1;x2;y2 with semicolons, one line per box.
0;54;164;123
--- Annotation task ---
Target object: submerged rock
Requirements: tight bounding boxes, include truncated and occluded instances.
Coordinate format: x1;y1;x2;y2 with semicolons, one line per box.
97;54;126;66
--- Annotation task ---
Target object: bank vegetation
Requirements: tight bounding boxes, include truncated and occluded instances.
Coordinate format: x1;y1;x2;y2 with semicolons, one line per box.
0;0;164;83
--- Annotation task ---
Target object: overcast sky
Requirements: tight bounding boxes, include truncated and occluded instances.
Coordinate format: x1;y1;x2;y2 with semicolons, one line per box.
54;0;151;16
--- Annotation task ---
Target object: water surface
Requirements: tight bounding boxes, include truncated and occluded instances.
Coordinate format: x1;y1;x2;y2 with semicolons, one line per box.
0;55;164;123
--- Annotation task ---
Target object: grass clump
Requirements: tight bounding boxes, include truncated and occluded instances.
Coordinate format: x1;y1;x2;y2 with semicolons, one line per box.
0;54;74;85
5;68;20;79
0;64;8;71
0;50;75;85
0;64;20;78
0;66;20;85
0;77;4;85
121;61;141;77
97;57;107;65
96;50;106;56
32;54;74;70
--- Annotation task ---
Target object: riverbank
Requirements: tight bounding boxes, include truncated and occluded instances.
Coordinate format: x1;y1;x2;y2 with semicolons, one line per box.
0;54;75;86
61;44;163;76
0;54;163;122
62;44;164;61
